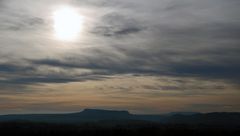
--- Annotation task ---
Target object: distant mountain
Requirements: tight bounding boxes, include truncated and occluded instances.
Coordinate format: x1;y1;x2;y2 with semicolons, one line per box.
165;112;199;116
78;109;130;118
0;109;133;123
0;109;240;126
165;112;240;126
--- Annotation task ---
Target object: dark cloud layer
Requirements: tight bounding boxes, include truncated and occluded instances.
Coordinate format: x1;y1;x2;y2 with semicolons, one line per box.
91;13;145;37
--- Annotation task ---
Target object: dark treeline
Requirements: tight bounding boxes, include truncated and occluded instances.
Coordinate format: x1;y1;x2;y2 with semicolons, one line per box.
0;121;239;136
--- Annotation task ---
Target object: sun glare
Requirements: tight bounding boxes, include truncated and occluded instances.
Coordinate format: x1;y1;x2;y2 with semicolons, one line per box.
53;7;83;41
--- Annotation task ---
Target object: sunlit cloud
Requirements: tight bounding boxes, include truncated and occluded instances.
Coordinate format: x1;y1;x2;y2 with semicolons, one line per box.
53;6;84;41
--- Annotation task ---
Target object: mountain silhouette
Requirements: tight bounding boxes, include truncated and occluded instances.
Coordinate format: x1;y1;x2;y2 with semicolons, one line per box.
79;109;130;118
0;109;240;127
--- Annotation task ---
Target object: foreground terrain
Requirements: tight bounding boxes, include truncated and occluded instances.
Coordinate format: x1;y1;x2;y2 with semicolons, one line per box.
0;121;239;136
0;109;239;136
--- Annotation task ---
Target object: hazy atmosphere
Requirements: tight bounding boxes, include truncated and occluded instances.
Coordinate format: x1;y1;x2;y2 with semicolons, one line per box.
0;0;240;114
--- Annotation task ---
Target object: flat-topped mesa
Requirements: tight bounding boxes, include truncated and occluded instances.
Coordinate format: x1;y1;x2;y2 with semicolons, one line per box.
81;109;130;116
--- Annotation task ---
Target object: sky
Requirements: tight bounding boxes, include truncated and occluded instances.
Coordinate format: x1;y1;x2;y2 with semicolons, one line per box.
0;0;240;114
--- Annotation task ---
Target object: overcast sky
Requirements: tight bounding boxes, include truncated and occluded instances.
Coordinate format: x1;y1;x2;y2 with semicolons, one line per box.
0;0;240;114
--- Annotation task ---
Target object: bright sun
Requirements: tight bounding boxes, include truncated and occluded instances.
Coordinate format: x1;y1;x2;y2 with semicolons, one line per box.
53;7;84;41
